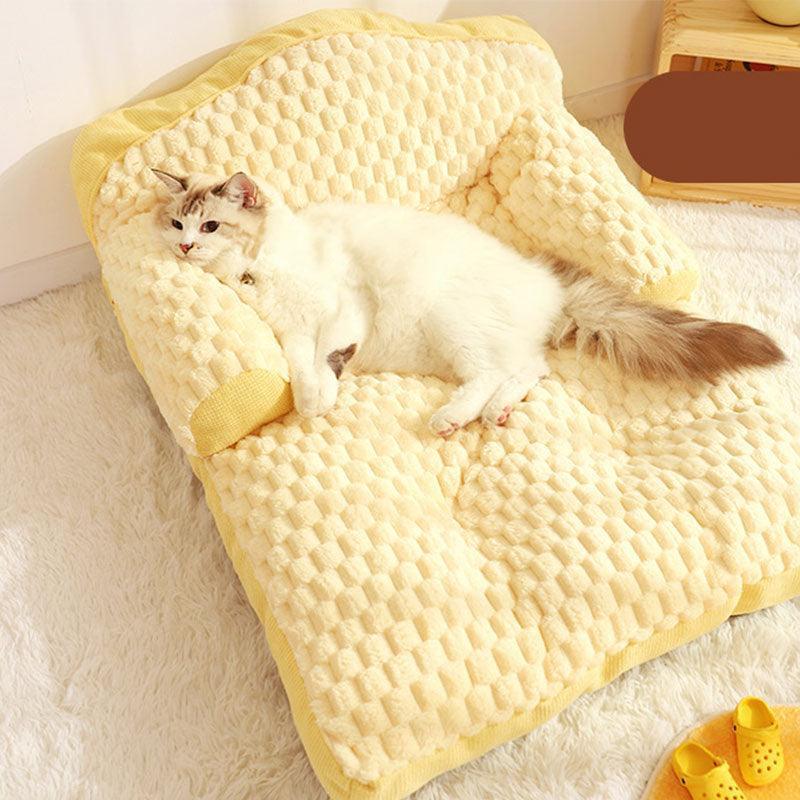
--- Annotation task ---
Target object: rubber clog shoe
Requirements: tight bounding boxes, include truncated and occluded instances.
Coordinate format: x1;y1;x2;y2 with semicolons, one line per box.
734;696;784;786
672;741;745;800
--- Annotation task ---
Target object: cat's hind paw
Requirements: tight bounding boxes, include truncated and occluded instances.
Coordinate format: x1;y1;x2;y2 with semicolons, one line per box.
481;403;512;427
428;410;463;438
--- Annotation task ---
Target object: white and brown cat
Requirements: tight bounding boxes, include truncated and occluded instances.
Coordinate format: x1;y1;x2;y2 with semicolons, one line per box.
152;169;785;435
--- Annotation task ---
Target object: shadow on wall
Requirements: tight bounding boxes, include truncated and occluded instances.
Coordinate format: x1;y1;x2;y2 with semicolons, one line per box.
0;41;236;283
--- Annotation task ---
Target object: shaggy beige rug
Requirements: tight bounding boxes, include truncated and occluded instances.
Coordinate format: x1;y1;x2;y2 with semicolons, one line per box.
2;117;799;800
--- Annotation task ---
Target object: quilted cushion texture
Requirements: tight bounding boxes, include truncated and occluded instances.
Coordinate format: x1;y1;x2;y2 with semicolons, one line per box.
206;362;800;785
73;10;800;799
101;214;289;452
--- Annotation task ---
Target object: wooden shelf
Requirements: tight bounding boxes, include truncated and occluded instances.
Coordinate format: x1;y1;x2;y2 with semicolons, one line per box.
639;0;800;208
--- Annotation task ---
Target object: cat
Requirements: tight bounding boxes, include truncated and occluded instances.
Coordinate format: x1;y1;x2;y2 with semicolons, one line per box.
152;169;785;436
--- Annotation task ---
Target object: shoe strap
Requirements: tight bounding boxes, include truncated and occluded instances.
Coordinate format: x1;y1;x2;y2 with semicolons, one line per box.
678;759;729;789
734;721;779;739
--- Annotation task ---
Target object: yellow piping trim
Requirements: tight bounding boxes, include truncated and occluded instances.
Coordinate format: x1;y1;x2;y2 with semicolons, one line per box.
638;267;698;305
190;369;293;456
70;9;552;244
192;454;800;800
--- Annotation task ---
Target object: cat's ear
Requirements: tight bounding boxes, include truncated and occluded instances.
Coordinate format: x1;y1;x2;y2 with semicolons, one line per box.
151;169;188;194
214;172;261;209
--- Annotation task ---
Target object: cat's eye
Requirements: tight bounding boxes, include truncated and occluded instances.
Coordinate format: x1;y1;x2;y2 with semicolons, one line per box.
240;271;255;285
201;220;219;233
171;219;183;230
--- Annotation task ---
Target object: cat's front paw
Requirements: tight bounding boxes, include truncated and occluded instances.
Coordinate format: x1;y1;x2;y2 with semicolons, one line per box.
292;370;338;418
316;368;339;416
292;373;323;418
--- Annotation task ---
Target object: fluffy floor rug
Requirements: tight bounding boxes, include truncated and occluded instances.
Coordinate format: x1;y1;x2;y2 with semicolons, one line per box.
2;116;799;800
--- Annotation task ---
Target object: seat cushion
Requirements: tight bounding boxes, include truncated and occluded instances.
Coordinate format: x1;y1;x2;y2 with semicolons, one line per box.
195;355;800;798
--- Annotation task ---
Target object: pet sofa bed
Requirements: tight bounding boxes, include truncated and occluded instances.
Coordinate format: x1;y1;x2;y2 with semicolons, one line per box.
71;10;800;799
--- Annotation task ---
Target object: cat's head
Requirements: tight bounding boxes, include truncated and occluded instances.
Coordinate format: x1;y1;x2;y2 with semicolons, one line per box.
152;170;267;265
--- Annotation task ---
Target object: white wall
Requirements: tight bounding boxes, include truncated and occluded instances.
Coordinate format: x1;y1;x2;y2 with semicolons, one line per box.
0;0;662;305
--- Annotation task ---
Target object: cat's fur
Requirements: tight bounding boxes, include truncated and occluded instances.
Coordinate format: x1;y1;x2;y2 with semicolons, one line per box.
152;170;785;435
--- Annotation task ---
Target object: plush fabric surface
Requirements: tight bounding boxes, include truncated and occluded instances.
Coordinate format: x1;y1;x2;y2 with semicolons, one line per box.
69;11;800;799
4;115;800;800
73;9;699;457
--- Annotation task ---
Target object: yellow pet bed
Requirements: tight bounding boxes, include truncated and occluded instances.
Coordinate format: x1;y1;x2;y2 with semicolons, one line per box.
71;10;800;799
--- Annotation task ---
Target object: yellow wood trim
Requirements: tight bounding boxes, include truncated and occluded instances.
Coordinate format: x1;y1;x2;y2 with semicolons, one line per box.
70;9;552;244
664;0;800;68
192;455;800;799
644;178;800;209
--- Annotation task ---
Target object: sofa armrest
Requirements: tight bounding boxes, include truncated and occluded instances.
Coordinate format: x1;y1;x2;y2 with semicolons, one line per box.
100;214;293;456
491;104;699;305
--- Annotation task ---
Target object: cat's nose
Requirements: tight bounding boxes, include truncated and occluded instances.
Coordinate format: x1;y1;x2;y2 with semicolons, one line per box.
180;243;194;254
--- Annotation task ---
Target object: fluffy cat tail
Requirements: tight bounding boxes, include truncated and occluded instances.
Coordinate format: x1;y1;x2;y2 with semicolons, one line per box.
549;258;785;381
